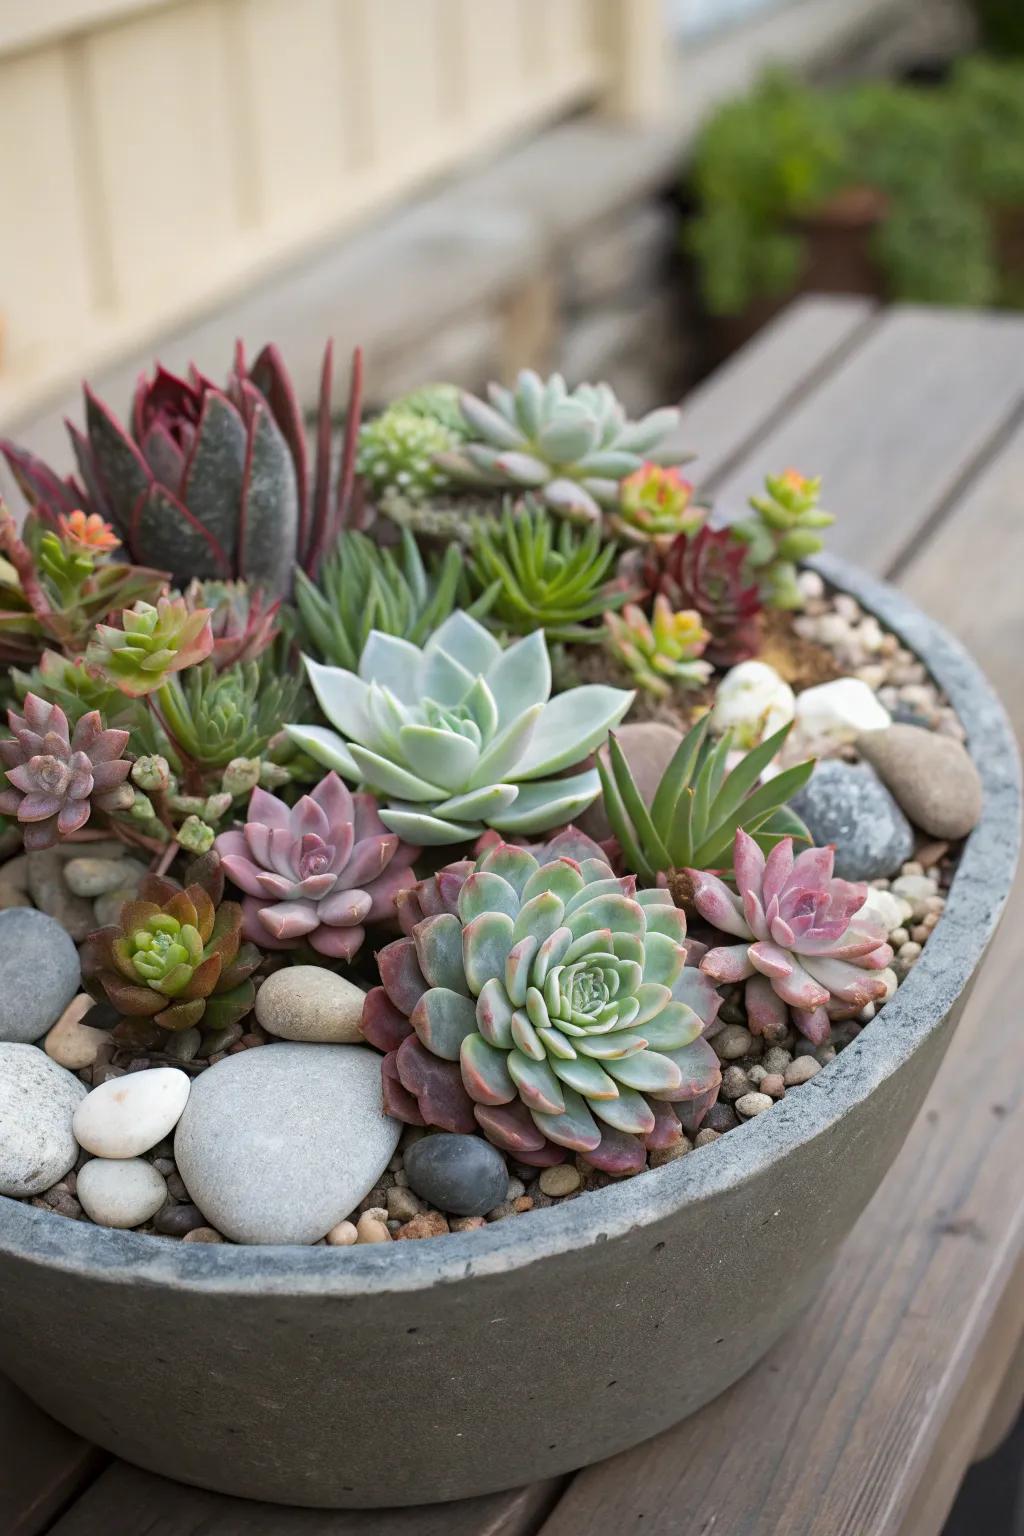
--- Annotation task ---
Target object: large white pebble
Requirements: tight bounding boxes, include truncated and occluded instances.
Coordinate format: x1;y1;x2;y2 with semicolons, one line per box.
795;677;890;744
73;1067;191;1158
77;1157;167;1228
255;965;365;1044
710;661;795;749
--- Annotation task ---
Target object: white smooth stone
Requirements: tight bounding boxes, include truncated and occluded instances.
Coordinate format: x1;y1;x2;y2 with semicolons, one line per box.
73;1067;191;1158
77;1157;167;1228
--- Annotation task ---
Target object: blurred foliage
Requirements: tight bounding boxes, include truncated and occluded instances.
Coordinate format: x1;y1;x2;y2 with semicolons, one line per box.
968;0;1024;55
686;59;1024;316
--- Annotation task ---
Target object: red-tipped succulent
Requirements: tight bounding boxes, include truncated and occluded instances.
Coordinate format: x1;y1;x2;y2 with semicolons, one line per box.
362;839;724;1173
81;853;260;1044
1;341;365;596
0;693;133;850
640;524;763;665
184;580;280;671
688;829;894;1046
215;772;419;960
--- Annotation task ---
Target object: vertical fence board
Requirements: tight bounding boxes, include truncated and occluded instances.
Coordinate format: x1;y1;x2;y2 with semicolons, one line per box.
0;47;96;370
81;0;240;305
360;0;449;165
456;0;529;129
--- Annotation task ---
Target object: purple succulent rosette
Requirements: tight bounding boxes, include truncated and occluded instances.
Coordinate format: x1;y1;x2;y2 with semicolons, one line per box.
0;693;133;850
361;837;724;1174
689;828;894;1045
215;771;419;961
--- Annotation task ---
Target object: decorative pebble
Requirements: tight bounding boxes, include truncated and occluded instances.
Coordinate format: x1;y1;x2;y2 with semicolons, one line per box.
856;724;982;839
710;661;795;749
712;1024;754;1061
181;1226;225;1243
386;1185;424;1222
760;1073;786;1099
63;856;146;898
44;996;110;1071
538;1164;582;1197
76;1157;167;1228
890;873;938;921
856;886;913;936
356;1209;391;1243
174;1044;400;1244
396;1210;450;1240
784;1056;821;1087
255;965;366;1044
154;1201;207;1236
0;1043;87;1196
404;1132;510;1217
25;850;94;940
794;676;891;743
789;760;914;880
0;908;81;1044
73;1067;191;1158
165;1028;203;1063
326;1220;359;1246
580;722;682;842
719;1065;753;1101
735;1092;773;1118
694;1129;720;1147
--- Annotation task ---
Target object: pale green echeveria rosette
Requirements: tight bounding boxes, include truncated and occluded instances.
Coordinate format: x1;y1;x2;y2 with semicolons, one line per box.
285;611;633;846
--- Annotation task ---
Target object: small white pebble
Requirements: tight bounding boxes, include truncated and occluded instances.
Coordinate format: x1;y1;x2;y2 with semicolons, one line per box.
539;1164;582;1197
505;1177;526;1201
735;1091;773;1118
355;1210;391;1244
889;927;909;948
900;861;924;878
326;1220;358;1246
897;941;922;961
784;1056;821;1087
797;570;824;600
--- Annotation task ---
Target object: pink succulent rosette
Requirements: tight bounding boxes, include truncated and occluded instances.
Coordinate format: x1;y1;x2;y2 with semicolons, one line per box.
0;693;133;850
688;828;894;1045
215;771;419;960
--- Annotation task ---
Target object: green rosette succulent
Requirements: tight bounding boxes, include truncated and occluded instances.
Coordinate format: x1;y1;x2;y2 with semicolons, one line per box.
87;595;214;697
731;470;834;608
467;497;635;643
435;371;692;525
286;611;633;846
81;852;261;1047
361;838;724;1172
356;405;462;503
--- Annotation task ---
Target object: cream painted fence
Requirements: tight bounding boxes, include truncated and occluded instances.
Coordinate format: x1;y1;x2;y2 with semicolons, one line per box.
0;0;652;423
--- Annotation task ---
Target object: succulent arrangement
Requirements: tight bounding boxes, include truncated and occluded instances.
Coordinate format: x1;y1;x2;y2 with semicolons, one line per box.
6;337;945;1230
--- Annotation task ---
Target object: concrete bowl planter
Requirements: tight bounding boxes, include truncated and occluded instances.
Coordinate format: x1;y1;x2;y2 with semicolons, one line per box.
0;555;1018;1510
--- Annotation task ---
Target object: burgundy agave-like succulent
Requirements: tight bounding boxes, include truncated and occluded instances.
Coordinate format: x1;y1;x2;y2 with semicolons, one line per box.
0;693;132;849
640;524;763;666
183;580;280;671
1;342;365;597
215;772;420;960
688;828;894;1045
362;833;724;1174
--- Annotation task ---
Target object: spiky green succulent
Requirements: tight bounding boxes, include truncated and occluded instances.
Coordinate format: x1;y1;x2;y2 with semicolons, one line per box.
467;498;634;643
361;837;724;1170
295;528;496;671
155;658;304;774
357;404;462;503
598;716;814;885
286;611;633;846
435;371;692;525
604;596;712;698
731;470;834;608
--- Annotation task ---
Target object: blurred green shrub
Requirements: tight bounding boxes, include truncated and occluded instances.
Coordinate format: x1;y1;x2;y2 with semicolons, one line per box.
686;59;1024;316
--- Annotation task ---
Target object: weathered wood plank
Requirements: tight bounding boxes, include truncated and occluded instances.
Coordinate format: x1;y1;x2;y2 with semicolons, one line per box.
665;295;877;482
46;1464;562;1536
533;344;1024;1536
704;305;1024;575
0;1377;105;1536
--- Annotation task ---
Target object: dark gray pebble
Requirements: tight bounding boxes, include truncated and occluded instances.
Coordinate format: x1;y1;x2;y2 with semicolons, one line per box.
404;1134;509;1217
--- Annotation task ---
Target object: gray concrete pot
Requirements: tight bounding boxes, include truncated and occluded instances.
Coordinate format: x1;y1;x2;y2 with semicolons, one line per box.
0;557;1018;1509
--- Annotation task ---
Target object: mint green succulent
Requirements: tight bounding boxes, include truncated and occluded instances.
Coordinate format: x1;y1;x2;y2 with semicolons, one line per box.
435;371;692;525
286;611;634;845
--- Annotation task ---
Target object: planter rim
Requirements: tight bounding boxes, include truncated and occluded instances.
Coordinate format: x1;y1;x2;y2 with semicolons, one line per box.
1;555;1019;1297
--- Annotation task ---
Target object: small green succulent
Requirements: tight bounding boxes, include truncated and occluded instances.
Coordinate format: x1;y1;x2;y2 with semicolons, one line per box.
287;611;633;845
731;470;834;609
87;596;214;697
295;528;497;671
604;596;712;698
155;659;304;774
597;715;813;884
467;498;633;643
357;404;462;503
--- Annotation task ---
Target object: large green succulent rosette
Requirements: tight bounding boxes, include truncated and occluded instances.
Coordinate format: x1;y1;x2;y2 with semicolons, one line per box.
361;838;724;1173
286;612;633;846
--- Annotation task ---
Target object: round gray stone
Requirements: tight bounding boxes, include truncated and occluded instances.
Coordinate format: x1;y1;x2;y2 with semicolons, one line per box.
789;759;914;880
0;907;81;1043
0;1042;87;1196
404;1133;510;1217
174;1043;401;1244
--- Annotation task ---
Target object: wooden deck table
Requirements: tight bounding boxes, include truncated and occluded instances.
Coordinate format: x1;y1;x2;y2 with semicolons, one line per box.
3;298;1023;1536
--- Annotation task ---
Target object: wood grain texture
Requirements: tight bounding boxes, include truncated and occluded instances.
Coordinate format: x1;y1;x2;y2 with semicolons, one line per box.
705;305;1024;575
0;1377;105;1536
45;1464;562;1536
